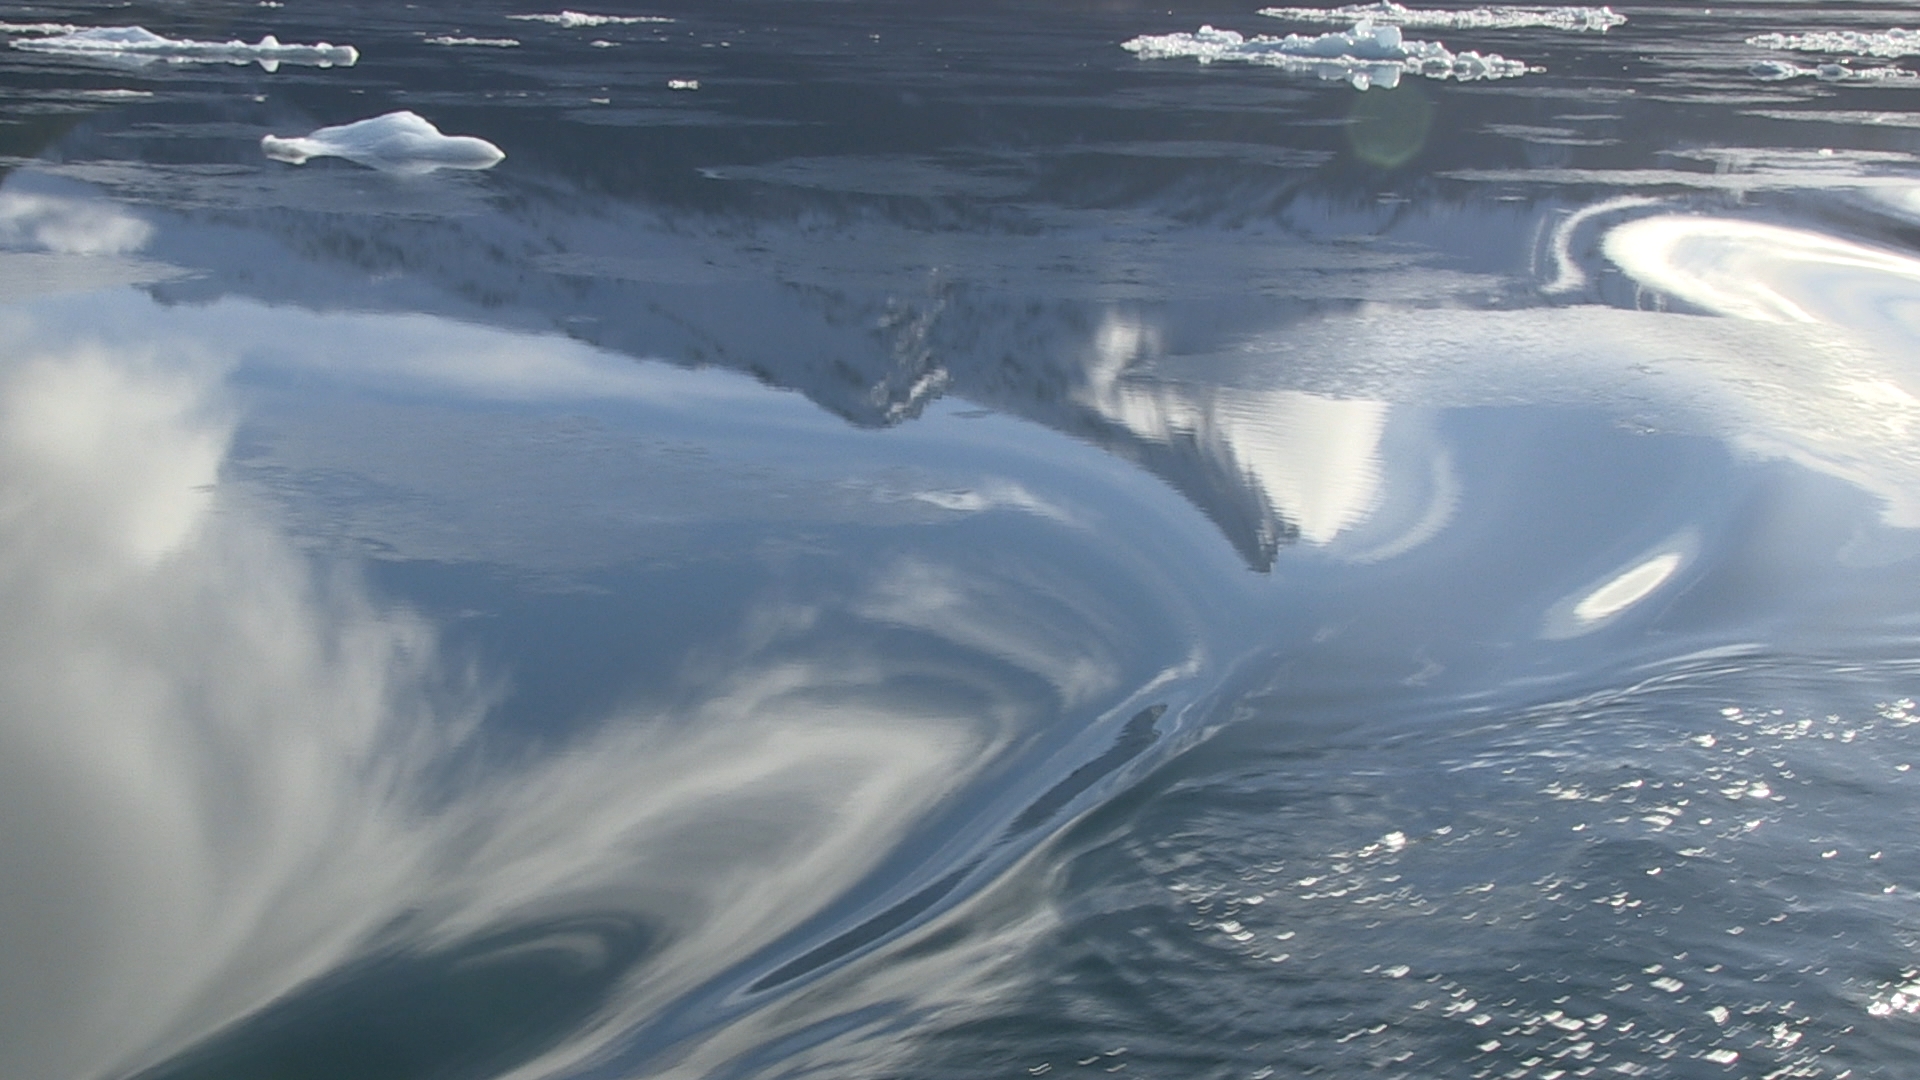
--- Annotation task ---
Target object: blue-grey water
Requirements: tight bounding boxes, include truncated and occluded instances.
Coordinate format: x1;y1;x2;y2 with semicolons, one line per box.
3;2;1920;1078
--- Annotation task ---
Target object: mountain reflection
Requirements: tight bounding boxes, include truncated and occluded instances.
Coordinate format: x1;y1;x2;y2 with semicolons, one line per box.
0;295;1237;1080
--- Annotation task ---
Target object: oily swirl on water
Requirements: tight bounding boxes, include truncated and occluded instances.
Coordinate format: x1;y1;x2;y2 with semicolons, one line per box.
1602;215;1920;337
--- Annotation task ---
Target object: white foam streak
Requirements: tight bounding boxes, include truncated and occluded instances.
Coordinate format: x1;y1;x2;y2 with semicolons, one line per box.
1259;2;1624;32
1123;22;1531;89
10;26;356;70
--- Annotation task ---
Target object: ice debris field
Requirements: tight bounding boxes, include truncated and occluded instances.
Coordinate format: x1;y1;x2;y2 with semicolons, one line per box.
1747;27;1920;59
1257;3;1624;32
1129;5;1920;91
9;26;356;69
507;12;674;28
1122;22;1531;90
261;112;505;174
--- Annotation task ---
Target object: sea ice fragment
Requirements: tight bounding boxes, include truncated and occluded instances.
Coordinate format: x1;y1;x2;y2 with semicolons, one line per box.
10;25;357;70
1122;21;1531;88
1750;58;1920;84
1258;2;1624;32
261;111;504;174
1748;27;1920;58
424;36;520;47
507;11;673;27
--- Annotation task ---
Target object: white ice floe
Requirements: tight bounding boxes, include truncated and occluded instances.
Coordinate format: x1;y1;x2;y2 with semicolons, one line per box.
1122;22;1530;89
0;21;81;35
424;36;521;47
10;26;357;70
1748;28;1920;59
507;11;674;27
261;111;504;174
668;78;699;90
1259;2;1623;32
1751;59;1920;84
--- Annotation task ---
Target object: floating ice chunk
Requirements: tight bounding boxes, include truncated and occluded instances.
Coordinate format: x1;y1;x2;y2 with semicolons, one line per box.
261;111;504;174
1748;27;1920;58
668;78;699;90
507;11;674;27
11;26;358;70
1122;22;1531;89
1259;2;1624;32
424;36;520;47
1750;58;1920;84
0;21;83;34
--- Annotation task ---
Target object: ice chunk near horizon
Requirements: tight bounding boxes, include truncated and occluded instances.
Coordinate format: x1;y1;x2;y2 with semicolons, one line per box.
424;36;520;47
1748;28;1920;59
1750;58;1920;84
0;21;82;35
262;111;504;174
1122;22;1531;89
1258;2;1624;32
10;26;357;71
507;12;674;27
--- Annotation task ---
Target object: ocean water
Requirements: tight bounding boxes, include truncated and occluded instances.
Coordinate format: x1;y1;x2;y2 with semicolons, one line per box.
3;2;1920;1078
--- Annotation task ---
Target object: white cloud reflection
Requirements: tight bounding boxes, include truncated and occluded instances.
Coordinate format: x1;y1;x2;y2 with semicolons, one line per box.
0;301;1156;1080
1083;313;1388;549
0;189;153;255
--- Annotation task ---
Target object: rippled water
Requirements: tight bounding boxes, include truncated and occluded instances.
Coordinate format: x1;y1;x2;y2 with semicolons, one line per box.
4;2;1920;1078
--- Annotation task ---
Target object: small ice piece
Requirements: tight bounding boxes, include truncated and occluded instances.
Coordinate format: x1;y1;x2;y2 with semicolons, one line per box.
424;36;520;47
1121;22;1531;88
262;111;504;174
667;78;699;89
1751;58;1920;83
1748;27;1920;59
11;26;358;70
507;11;674;27
1259;2;1624;32
0;21;83;34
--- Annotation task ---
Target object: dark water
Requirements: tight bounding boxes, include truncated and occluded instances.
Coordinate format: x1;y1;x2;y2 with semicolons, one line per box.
3;2;1920;1078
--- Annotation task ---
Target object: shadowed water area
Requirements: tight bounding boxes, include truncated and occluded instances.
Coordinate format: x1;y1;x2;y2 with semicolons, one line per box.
3;1;1920;1078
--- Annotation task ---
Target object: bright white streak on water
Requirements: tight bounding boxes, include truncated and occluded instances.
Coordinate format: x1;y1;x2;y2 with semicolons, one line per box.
1573;552;1682;623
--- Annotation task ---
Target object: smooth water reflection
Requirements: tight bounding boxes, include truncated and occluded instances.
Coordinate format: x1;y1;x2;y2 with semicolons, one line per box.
6;2;1920;1078
0;284;1260;1080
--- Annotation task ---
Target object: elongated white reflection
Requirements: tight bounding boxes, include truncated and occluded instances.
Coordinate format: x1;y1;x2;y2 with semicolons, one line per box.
0;302;1149;1080
1603;215;1920;334
1573;551;1681;622
1542;534;1693;639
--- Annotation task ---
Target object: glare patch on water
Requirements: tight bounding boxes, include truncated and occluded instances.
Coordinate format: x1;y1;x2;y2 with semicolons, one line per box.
1538;540;1690;641
952;660;1920;1080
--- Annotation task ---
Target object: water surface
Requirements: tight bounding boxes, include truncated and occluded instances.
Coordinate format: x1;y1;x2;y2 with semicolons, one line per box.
3;2;1920;1078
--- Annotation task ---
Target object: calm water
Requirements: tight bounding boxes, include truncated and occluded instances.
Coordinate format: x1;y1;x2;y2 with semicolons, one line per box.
4;2;1920;1078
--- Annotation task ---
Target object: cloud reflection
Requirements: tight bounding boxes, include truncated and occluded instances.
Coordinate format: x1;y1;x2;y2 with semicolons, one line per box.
1081;314;1388;556
0;303;1174;1080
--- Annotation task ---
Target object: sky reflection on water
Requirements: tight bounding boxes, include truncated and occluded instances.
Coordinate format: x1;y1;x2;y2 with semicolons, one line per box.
5;2;1920;1078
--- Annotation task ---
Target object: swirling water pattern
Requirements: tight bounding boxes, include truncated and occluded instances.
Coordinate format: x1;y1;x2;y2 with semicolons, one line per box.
1;2;1919;1078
